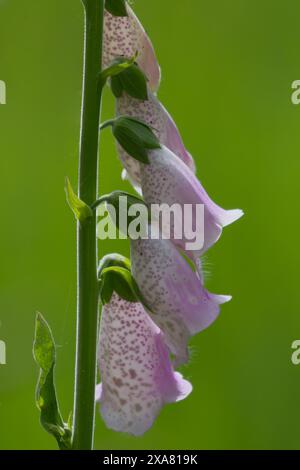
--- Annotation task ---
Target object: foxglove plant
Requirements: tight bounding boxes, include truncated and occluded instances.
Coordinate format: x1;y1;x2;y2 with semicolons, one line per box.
33;0;242;450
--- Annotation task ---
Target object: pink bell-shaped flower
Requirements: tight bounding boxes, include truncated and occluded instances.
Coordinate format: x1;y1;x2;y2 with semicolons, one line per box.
131;225;231;366
96;293;192;436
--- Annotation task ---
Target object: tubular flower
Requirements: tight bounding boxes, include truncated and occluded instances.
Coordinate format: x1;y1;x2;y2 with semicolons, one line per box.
140;145;243;259
130;226;231;366
103;6;161;92
96;293;192;436
116;91;196;189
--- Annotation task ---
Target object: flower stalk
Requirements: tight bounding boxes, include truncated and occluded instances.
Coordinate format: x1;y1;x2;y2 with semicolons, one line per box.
33;0;243;448
72;0;105;450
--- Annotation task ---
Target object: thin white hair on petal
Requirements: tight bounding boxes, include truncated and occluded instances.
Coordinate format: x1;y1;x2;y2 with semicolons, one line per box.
200;256;213;282
186;343;200;367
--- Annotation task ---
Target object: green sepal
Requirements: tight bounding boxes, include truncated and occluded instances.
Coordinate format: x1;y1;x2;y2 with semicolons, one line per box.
113;124;149;163
100;54;137;86
99;266;139;304
122;117;161;148
33;313;71;450
105;190;145;208
99;275;114;305
112;116;161;163
98;253;154;312
98;254;131;304
111;64;148;100
111;75;123;98
65;177;93;223
98;253;131;277
105;0;127;17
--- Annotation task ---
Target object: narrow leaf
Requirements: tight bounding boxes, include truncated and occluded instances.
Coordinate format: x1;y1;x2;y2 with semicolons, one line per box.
33;313;71;450
65;177;93;223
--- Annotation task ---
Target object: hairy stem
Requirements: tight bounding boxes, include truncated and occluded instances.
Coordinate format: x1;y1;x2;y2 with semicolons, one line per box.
72;0;104;450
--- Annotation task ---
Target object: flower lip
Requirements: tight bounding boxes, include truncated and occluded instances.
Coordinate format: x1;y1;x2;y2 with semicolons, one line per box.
140;145;244;256
116;90;196;190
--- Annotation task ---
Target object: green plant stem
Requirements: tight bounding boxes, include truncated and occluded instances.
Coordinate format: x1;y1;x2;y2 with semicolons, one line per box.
72;0;104;450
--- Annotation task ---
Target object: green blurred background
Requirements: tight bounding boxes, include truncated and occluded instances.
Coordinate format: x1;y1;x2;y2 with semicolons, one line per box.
1;0;300;450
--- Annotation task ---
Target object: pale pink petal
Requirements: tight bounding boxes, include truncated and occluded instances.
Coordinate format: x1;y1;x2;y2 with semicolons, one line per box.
164;107;196;172
141;146;243;257
103;7;161;92
131;228;231;366
135;25;161;93
96;293;192;436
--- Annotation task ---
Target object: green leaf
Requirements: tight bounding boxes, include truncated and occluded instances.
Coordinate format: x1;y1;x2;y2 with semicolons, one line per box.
105;0;127;17
33;313;71;450
111;64;148;100
100;55;137;85
112;116;161;163
65;177;93;223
